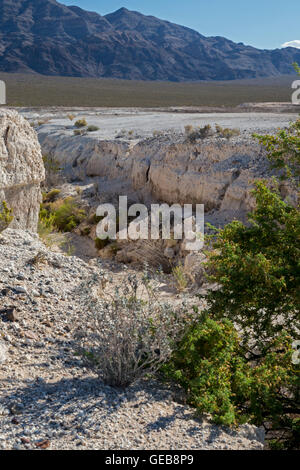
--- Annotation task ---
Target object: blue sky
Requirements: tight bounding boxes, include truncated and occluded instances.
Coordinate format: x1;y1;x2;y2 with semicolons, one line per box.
62;0;300;50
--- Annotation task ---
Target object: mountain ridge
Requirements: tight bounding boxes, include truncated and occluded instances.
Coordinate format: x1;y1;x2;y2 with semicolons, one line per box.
0;0;299;81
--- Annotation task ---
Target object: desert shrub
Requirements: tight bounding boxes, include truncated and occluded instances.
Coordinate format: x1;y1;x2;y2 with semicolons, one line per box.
40;197;86;233
87;125;99;132
184;124;194;135
42;188;61;203
51;198;86;232
163;315;299;431
74;129;84;136
74;119;87;128
42;154;63;188
75;271;191;388
153;130;163;137
80;226;91;236
215;125;240;139
254;119;300;181
0;201;13;232
186;124;213;142
172;264;188;292
95;237;110;250
38;205;56;245
37;119;49;127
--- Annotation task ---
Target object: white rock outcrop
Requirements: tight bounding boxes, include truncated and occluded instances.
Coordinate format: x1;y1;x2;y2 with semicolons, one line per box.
0;109;45;231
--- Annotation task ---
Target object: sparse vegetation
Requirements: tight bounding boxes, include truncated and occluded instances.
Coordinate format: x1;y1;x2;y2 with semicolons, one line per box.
76;272;191;388
87;125;99;132
95;237;110;250
42;154;63;188
0;201;13;232
42;188;61;203
0;72;294;107
40;197;86;233
185;124;213;142
215;125;240;139
172;264;188;292
74;129;85;136
74;119;87;128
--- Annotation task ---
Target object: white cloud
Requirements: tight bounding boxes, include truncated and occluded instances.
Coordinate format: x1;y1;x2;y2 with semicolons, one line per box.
281;40;300;49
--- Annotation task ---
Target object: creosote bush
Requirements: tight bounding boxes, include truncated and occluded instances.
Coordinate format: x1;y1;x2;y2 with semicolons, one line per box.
76;270;191;388
39;197;86;233
215;125;240;139
87;125;99;132
185;124;212;142
0;201;13;232
74;119;87;128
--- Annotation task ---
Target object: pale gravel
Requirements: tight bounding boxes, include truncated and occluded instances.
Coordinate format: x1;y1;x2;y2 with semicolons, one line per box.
0;229;265;450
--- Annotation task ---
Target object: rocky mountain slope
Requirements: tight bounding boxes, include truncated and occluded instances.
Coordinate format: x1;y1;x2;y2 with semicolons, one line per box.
0;0;299;81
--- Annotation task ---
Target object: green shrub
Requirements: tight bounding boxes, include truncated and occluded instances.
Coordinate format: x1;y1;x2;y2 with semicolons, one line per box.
51;198;86;232
87;125;99;132
163;316;298;431
74;119;87;128
42;188;61;203
39;197;86;233
197;114;300;447
0;201;13;232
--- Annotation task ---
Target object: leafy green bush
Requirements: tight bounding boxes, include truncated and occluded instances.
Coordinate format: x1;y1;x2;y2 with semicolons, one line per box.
40;197;86;233
163;316;298;431
197;114;300;447
205;180;300;351
0;201;13;232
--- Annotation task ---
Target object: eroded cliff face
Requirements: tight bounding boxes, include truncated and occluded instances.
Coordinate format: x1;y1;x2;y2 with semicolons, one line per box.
0;109;45;231
38;130;271;223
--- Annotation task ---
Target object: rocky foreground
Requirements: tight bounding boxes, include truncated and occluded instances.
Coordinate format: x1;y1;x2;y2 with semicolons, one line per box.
0;229;265;450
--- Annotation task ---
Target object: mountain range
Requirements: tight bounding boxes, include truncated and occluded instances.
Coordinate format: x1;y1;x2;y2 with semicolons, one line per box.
0;0;299;81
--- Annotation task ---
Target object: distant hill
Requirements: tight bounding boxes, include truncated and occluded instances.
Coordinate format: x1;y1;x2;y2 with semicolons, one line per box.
0;0;300;82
